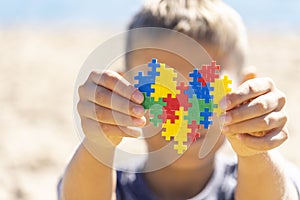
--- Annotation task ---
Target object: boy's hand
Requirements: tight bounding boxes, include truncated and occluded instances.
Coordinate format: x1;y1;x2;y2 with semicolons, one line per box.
77;70;146;146
221;77;288;157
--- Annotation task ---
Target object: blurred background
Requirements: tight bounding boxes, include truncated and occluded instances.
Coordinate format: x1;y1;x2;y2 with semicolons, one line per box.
0;0;299;199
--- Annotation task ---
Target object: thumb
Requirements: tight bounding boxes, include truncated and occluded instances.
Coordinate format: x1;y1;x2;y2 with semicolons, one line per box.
241;65;257;83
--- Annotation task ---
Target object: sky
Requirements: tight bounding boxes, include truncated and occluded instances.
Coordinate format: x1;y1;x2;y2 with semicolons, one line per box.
0;0;299;30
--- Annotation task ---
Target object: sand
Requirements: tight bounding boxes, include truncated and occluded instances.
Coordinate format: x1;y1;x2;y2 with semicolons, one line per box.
0;27;299;200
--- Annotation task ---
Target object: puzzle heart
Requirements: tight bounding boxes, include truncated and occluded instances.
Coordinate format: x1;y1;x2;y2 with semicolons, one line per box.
134;58;232;154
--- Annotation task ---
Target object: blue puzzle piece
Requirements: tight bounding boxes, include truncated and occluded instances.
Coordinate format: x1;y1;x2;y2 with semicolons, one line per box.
201;86;213;103
134;58;161;97
184;85;196;98
189;69;203;88
134;72;155;96
206;82;214;92
147;58;160;78
191;85;213;103
200;108;213;129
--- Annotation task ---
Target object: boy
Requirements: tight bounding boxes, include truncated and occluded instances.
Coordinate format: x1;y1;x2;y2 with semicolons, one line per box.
59;0;300;199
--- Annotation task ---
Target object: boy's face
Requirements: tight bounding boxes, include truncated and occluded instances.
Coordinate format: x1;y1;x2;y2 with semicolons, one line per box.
126;41;240;168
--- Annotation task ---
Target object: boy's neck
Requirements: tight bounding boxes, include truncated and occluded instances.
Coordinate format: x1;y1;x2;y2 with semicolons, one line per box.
143;156;215;200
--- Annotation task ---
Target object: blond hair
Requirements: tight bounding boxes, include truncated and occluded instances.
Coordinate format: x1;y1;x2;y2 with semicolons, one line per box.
128;0;247;67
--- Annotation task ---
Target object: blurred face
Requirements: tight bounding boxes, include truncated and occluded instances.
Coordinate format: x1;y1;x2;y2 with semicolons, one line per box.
126;39;240;169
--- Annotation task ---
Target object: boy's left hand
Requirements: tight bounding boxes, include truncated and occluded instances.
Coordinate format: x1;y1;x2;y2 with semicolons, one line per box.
221;77;288;157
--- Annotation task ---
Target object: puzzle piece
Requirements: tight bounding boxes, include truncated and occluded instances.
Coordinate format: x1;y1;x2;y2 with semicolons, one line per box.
148;97;166;126
162;118;179;141
163;93;180;111
200;108;213;129
198;76;207;87
159;109;179;124
161;93;181;124
161;94;179;118
134;58;161;97
151;63;178;101
210;75;232;116
222;75;232;93
157;109;167;123
142;93;154;109
176;82;192;111
194;84;213;103
173;143;187;154
134;72;155;97
149;104;163;127
147;58;160;78
198;99;215;112
187;69;213;103
199;61;220;82
162;108;188;141
185;97;214;130
184;85;197;98
142;93;166;109
206;82;214;93
135;58;232;154
189;69;206;89
210;79;225;116
184;94;202;124
173;108;189;154
187;120;201;142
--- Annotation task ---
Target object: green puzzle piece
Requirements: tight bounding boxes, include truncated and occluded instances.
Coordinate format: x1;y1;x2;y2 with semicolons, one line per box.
198;99;217;112
149;105;163;127
184;94;202;124
142;93;166;109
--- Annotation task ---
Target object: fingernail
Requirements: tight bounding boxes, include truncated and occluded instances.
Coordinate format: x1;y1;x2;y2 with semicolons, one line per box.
236;134;242;140
133;106;144;116
225;114;232;124
222;126;229;132
132;91;144;103
133;117;146;126
220;114;231;124
220;97;231;110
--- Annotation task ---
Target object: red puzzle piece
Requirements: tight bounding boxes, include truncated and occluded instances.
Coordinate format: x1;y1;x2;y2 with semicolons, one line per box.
158;109;179;124
176;82;192;111
187;120;201;142
199;61;220;82
163;93;180;111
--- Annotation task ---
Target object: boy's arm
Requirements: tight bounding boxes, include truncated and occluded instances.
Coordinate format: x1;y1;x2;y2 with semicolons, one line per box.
236;152;298;200
60;70;145;200
61;143;116;200
222;77;298;199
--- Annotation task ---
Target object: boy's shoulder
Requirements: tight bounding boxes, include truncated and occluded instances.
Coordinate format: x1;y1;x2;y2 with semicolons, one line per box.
116;155;238;200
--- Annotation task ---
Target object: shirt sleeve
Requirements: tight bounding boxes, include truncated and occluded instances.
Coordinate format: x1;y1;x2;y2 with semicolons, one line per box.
116;170;159;200
57;177;64;200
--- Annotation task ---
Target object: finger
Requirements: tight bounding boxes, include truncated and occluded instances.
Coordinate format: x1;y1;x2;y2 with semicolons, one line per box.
222;111;287;134
77;100;146;127
241;65;257;83
249;131;268;137
80;82;145;118
236;126;288;151
222;77;275;111
224;91;286;125
81;117;141;140
89;70;144;104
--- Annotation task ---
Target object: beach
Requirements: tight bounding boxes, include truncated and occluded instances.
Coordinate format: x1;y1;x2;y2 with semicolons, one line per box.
0;27;299;199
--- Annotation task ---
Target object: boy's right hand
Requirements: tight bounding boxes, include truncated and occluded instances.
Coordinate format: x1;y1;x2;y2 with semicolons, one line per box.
77;70;146;146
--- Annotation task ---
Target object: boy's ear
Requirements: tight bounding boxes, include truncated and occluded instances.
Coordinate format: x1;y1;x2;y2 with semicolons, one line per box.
241;65;257;83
